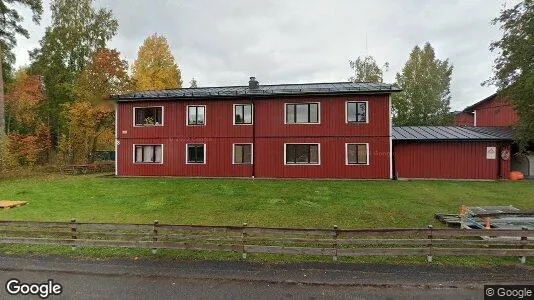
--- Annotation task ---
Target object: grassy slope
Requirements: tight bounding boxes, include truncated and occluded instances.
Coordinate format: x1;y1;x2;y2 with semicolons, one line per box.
1;174;533;228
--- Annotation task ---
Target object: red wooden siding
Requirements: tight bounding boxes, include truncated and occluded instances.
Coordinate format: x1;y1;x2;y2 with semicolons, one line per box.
116;94;391;179
474;96;518;127
394;141;511;180
454;112;474;126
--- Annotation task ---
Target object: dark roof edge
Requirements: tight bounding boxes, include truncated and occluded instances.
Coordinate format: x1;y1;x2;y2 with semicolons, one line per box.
463;92;498;112
110;90;401;102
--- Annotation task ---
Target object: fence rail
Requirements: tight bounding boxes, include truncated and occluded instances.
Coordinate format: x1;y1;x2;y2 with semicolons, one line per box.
0;220;532;263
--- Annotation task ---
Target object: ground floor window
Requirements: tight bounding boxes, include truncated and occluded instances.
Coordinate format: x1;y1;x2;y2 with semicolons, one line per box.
187;144;205;164
346;143;368;165
134;145;163;163
285;144;319;165
233;144;252;164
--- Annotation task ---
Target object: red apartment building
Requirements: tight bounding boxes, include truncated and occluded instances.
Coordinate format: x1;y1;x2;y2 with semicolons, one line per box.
111;78;400;179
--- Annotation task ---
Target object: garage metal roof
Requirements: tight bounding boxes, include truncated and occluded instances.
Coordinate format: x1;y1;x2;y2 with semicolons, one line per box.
111;82;401;101
392;126;514;141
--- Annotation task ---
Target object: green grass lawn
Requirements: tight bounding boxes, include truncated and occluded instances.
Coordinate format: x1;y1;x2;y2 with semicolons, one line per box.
1;174;533;228
1;174;533;266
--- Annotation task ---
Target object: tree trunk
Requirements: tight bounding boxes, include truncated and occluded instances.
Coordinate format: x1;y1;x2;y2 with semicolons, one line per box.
0;42;5;140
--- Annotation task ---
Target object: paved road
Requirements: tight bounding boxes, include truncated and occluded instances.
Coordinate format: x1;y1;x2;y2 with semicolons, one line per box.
0;256;532;299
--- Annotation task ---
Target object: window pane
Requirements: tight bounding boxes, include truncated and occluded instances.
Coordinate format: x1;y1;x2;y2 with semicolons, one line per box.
347;103;357;122
188;107;197;124
243;105;252;124
135;109;144;125
347;144;357;164
309;145;319;163
357;102;367;122
295;145;309;163
357;145;367;164
234;145;243;163
285;145;295;163
155;108;162;124
243;144;252;163
143;145;154;162
296;104;309;123
309;104;318;123
135;146;143;162
197;107;205;124
235;105;243;124
154;145;163;163
286;104;295;123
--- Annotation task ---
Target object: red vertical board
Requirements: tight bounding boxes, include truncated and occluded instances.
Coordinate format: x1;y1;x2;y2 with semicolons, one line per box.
394;141;511;180
116;94;392;179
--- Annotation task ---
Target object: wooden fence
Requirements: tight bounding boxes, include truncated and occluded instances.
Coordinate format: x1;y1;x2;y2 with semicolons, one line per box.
0;220;533;263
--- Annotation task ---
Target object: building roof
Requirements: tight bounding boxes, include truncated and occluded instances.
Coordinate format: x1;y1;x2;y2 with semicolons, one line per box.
111;81;401;101
392;126;514;141
463;93;497;113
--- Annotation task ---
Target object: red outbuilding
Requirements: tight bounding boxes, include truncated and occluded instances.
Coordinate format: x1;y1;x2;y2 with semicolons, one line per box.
111;78;400;179
463;93;518;127
392;126;513;180
453;111;474;126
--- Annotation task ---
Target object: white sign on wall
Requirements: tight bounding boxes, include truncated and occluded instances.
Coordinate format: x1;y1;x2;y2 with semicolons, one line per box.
486;147;496;160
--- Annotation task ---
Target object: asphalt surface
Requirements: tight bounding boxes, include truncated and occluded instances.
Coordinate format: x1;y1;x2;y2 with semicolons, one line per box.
0;255;533;299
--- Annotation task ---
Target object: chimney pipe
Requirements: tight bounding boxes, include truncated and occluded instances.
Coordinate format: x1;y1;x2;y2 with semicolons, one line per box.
249;76;259;90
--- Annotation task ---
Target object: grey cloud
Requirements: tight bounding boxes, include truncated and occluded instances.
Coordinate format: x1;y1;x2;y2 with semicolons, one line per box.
13;0;519;110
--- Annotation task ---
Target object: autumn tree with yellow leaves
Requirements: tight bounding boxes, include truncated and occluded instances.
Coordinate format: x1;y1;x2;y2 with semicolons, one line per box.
132;34;182;91
59;48;131;164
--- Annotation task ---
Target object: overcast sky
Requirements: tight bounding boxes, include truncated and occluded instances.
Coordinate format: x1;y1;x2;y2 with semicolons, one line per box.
13;0;518;110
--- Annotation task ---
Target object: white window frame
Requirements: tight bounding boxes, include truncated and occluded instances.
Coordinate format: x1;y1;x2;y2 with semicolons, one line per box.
345;143;370;166
132;144;164;164
233;104;254;125
345;101;369;124
283;143;321;165
284;102;321;125
186;105;207;126
133;106;164;127
232;143;254;164
185;143;206;164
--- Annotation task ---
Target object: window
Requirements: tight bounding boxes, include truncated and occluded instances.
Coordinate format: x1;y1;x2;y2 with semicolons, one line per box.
134;145;163;163
234;104;253;125
285;103;319;124
187;144;205;164
134;107;163;126
187;105;205;125
346;143;368;165
233;144;252;164
346;101;368;123
285;144;319;165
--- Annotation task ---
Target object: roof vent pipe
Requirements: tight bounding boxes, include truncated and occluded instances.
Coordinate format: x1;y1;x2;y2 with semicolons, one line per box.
249;76;259;90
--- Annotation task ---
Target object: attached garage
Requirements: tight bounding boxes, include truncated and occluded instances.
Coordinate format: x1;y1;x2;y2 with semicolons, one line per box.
393;126;514;180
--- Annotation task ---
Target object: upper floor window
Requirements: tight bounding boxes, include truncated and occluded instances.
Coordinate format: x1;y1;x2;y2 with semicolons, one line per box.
134;107;163;126
134;145;163;164
285;103;319;124
285;144;320;165
346;143;369;165
234;104;253;125
187;105;205;125
346;101;368;123
187;144;205;164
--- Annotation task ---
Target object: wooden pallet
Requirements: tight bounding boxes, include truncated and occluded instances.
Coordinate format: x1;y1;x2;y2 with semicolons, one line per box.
0;201;28;209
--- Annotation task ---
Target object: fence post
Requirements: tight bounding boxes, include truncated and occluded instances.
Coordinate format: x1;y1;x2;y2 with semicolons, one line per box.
70;219;77;251
427;225;433;263
242;223;248;259
152;220;159;254
520;226;527;264
332;225;338;262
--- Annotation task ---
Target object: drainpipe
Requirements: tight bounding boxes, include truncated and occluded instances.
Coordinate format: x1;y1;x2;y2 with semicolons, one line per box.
252;98;256;179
